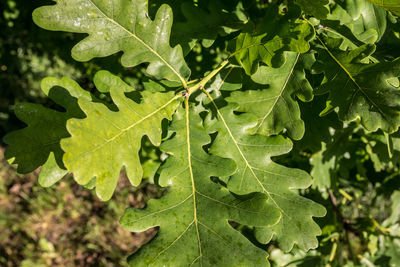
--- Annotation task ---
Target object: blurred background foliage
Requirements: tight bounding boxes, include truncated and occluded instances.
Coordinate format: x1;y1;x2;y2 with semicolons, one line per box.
1;0;400;266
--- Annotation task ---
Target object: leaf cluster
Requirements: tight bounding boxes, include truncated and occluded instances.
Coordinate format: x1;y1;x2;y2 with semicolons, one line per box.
4;0;400;265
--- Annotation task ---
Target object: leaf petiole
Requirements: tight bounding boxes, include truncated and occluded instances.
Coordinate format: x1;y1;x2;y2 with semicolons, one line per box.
187;60;229;95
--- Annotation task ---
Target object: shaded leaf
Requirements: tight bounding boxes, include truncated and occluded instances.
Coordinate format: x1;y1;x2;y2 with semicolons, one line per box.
296;95;342;153
295;0;329;19
310;143;335;190
384;190;400;225
4;77;93;187
33;0;191;83
364;132;400;172
121;106;280;266
207;66;243;92
172;1;248;54
313;41;400;133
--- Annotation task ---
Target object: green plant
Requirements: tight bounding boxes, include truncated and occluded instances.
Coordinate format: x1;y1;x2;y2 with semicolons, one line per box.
4;0;400;266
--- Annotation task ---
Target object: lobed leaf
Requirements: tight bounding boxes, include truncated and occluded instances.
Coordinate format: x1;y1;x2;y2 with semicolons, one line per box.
313;41;400;133
206;104;326;251
364;131;400;172
3;77;93;187
296;95;342;153
121;106;281;266
227;52;314;140
232;5;314;75
327;0;387;43
33;0;191;84
295;0;329;19
310;143;335;189
61;72;180;201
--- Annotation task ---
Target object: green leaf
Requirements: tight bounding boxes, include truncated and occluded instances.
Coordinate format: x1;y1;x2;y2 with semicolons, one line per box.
313;41;400;133
227;52;314;140
328;0;387;43
172;1;248;53
387;238;400;266
296;95;342;153
206;104;326;251
231;5;314;75
93;70;135;93
295;0;329;19
60;72;180;201
208;66;244;92
3;76;93;187
368;0;400;16
384;190;400;225
364;132;400;172
121;106;281;266
310;143;335;190
33;0;191;84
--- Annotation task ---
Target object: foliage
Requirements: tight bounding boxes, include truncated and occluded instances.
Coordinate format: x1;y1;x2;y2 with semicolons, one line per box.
0;148;158;267
3;0;400;266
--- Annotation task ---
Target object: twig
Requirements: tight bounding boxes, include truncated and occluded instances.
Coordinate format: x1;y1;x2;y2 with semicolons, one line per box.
328;189;360;235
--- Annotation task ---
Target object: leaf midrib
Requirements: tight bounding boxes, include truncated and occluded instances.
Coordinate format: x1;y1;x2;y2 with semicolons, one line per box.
184;98;203;266
254;53;300;133
203;90;287;218
316;35;387;118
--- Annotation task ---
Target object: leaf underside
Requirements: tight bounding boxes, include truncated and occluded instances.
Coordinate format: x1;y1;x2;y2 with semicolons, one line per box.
121;107;281;266
206;104;326;251
61;72;180;201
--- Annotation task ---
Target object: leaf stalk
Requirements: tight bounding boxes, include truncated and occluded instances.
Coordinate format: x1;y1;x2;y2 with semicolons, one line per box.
187;60;229;95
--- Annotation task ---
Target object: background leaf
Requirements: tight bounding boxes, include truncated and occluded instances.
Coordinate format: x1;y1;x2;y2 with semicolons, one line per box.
172;0;248;54
313;41;400;133
368;0;400;17
4;77;93;187
296;0;329;19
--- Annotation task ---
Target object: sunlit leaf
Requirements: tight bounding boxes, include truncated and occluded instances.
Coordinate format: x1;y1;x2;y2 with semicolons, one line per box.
60;72;180;200
231;5;314;75
121;106;281;266
33;0;191;83
4;77;93;187
227;52;314;140
206;104;326;251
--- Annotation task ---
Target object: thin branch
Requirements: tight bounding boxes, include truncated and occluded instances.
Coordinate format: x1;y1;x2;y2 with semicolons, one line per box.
328;189;360;235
